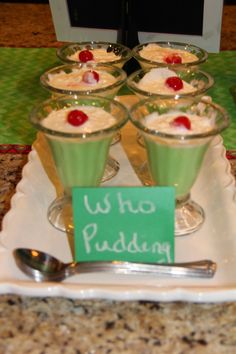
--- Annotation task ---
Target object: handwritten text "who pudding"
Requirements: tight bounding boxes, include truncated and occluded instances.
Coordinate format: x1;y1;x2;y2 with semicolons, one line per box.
77;191;172;263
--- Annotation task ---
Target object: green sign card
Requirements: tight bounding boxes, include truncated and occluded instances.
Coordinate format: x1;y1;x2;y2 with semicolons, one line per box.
72;186;175;263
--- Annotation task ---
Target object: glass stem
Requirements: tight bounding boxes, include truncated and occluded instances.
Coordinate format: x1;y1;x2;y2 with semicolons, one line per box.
176;194;191;208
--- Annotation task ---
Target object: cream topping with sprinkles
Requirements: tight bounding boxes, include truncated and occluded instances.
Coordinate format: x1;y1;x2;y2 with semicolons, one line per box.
139;44;198;63
47;68;116;91
68;48;121;63
42;106;116;133
137;68;196;94
144;111;214;135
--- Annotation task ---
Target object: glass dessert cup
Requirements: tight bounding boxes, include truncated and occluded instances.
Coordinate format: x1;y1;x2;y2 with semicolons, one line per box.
56;41;132;69
40;63;127;100
132;41;208;70
126;68;214;100
40;63;127;180
126;68;214;146
130;96;230;236
30;95;128;233
127;67;214;151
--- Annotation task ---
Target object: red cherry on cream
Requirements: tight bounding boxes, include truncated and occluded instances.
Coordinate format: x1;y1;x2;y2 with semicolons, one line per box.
67;110;88;126
82;70;99;84
165;76;183;91
164;54;182;64
78;50;94;62
171;116;191;130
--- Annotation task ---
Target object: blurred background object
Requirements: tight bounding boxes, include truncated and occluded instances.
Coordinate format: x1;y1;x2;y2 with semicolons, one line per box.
0;0;235;51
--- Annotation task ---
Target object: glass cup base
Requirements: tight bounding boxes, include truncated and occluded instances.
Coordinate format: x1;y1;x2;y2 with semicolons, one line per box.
175;196;205;236
137;161;154;186
47;155;120;233
47;196;74;233
111;131;121;145
134;163;204;236
102;155;120;182
136;132;145;147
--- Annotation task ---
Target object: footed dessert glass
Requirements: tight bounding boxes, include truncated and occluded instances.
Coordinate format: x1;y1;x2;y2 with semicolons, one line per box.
30;95;128;233
127;67;214;180
40;63;127;181
130;97;230;236
40;63;127;99
57;41;132;69
126;68;214;100
132;41;208;70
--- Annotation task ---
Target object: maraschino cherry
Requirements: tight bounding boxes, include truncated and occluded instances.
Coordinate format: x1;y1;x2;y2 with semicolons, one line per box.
67;110;88;126
82;70;99;84
78;50;94;62
171;116;191;130
164;54;182;64
165;76;183;91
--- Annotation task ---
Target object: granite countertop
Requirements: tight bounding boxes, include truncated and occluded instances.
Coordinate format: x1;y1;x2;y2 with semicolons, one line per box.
1;295;236;354
0;3;236;353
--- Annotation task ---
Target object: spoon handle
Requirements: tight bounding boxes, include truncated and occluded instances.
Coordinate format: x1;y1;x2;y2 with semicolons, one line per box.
70;259;216;278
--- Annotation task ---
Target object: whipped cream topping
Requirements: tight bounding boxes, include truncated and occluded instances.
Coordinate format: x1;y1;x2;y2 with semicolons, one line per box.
144;111;214;135
68;48;121;63
139;44;198;64
137;68;196;94
47;68;116;91
42;106;116;133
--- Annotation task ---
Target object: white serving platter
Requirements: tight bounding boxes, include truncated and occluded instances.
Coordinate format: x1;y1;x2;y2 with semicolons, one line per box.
0;132;236;303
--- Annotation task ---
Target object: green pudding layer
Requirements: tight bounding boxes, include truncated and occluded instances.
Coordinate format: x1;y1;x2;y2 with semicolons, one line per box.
47;136;112;195
144;136;209;198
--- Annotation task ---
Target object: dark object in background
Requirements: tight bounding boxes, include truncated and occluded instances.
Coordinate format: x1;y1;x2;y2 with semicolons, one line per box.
117;0;140;74
66;0;206;74
67;0;204;37
66;0;140;74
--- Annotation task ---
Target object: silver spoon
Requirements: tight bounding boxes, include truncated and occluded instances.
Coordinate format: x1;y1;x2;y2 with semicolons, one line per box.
13;248;216;282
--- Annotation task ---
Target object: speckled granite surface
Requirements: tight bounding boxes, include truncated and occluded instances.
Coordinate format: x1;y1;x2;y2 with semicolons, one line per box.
0;3;236;353
1;295;236;354
0;152;29;225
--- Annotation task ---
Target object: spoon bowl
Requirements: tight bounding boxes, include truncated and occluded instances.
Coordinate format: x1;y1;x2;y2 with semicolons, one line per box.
13;248;217;282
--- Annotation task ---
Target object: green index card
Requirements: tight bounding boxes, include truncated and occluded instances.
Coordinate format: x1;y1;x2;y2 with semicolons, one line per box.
72;186;175;263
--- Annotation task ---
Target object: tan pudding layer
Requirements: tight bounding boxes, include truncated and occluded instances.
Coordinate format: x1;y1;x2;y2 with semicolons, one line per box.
136;68;196;95
68;48;121;63
139;44;198;63
42;106;116;133
47;68;116;91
